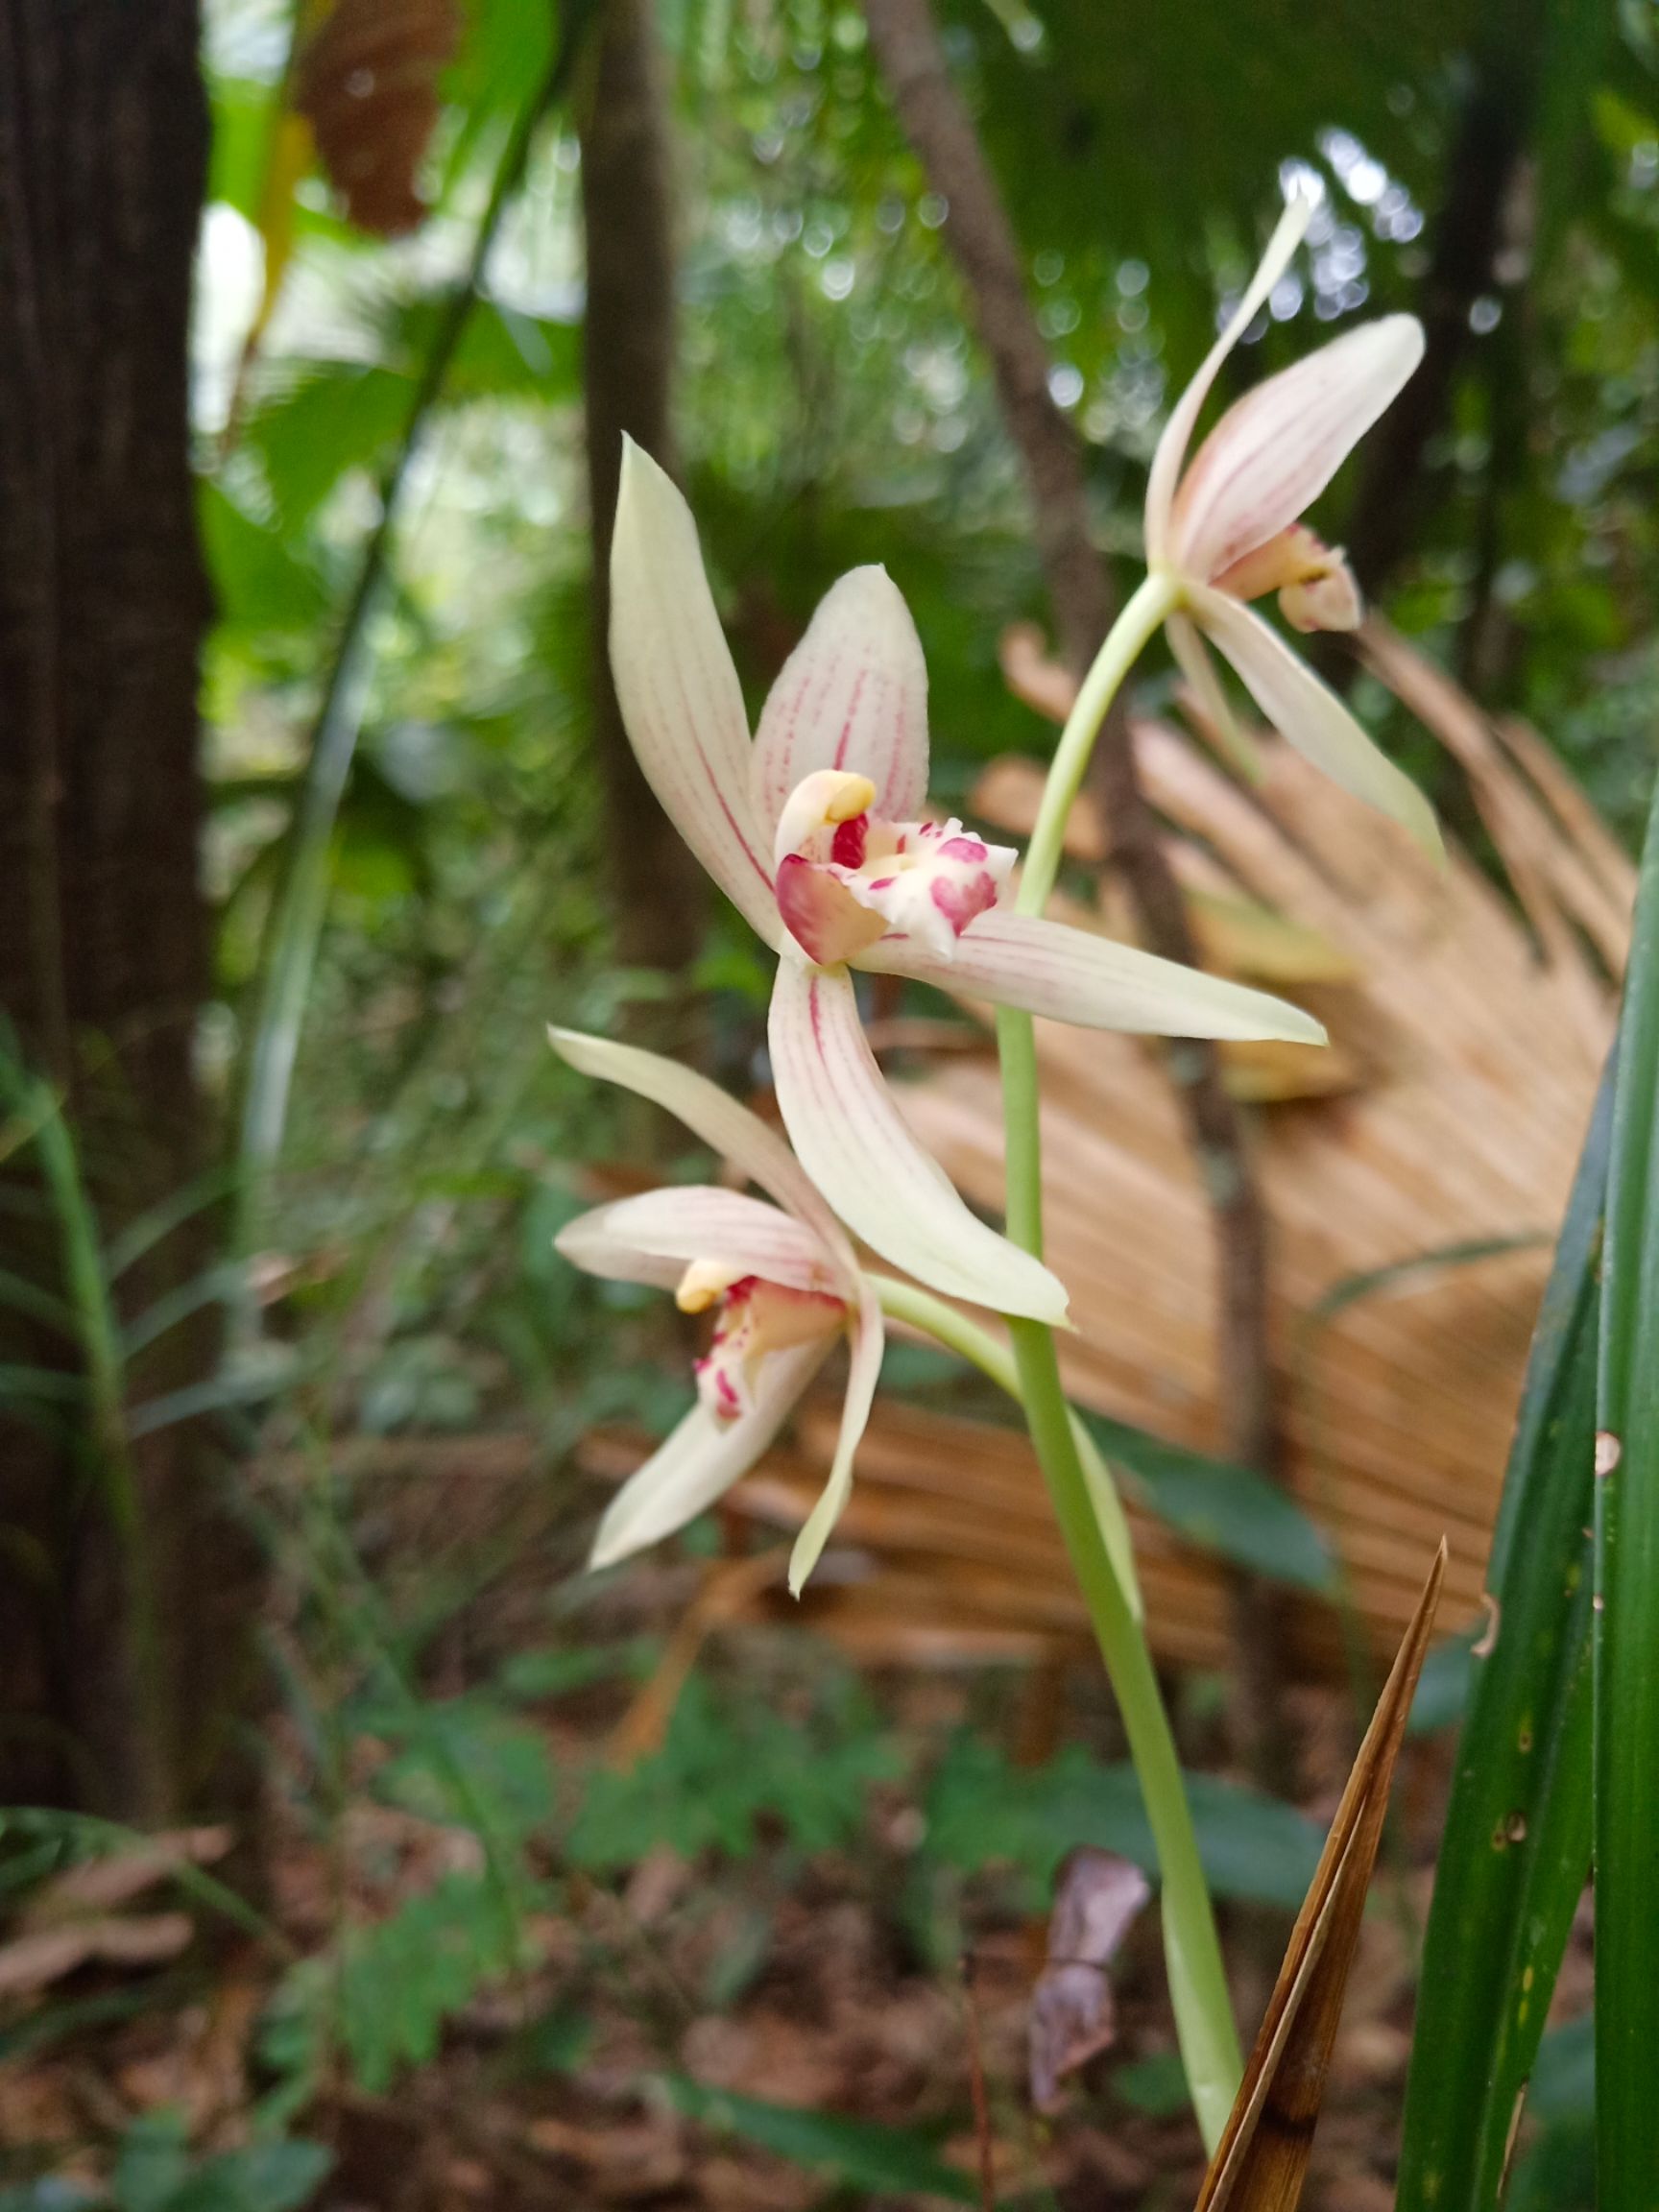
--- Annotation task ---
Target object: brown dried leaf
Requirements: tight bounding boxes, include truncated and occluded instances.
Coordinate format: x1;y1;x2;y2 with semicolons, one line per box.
1028;1847;1151;2112
0;1911;194;1998
294;0;462;236
1193;1541;1447;2212
28;1825;230;1921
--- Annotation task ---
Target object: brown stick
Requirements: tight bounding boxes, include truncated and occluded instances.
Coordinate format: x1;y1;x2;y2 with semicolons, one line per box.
860;0;1293;1794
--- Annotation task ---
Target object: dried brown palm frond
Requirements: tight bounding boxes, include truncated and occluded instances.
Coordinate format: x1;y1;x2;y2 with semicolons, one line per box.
680;620;1630;1676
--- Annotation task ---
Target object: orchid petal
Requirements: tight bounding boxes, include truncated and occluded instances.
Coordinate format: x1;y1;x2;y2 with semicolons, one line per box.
610;439;781;947
751;567;930;837
1143;192;1312;565
1191;586;1443;854
556;1187;839;1296
1166;610;1263;781
548;1027;857;1276
788;1280;884;1596
1171;317;1425;583
860;908;1326;1043
589;1341;829;1569
767;955;1070;1325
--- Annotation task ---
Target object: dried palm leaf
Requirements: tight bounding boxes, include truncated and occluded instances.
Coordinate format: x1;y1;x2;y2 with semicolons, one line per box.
703;628;1627;1673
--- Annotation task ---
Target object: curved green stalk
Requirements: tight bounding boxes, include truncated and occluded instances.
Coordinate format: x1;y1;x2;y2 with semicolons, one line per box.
869;1274;1142;1621
985;575;1241;2147
1016;571;1178;917
998;1004;1239;2149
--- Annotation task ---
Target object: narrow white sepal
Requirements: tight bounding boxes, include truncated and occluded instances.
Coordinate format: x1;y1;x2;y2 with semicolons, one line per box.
589;1341;830;1569
860;908;1328;1045
1172;316;1426;584
752;567;931;837
788;1280;885;1596
548;1026;860;1282
1143;191;1314;565
610;438;782;948
767;955;1070;1326
1166;610;1264;781
1191;585;1443;855
556;1187;838;1296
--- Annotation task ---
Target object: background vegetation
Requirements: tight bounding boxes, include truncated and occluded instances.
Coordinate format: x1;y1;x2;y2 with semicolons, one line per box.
4;0;1658;2201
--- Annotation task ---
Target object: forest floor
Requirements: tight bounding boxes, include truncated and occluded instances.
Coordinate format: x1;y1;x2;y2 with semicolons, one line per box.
0;1440;1586;2212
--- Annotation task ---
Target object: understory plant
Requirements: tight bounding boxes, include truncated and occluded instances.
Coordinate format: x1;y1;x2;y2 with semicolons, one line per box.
558;170;1659;2202
553;181;1450;2164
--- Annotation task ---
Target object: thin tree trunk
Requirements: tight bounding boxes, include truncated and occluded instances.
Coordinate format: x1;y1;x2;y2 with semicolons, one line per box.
861;0;1294;1794
1345;49;1540;605
579;0;705;1046
0;0;259;1821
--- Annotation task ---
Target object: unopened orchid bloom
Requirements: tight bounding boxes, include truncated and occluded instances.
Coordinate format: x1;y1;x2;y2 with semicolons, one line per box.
1144;193;1440;854
610;440;1328;1329
549;1026;882;1594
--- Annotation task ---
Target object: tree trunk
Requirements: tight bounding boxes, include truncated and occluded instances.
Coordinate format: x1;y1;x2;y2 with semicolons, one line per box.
0;0;258;1822
579;0;706;1046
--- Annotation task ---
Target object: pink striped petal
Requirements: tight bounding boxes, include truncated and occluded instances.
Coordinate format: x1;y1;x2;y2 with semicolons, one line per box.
1144;192;1312;566
1171;316;1425;584
556;1187;839;1296
610;439;781;947
1166;610;1263;781
788;1279;885;1596
767;955;1070;1325
548;1026;858;1281
1191;586;1443;854
590;1341;830;1569
752;567;930;836
860;909;1327;1043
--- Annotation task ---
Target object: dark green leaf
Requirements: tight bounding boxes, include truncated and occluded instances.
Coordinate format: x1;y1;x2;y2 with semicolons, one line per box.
1394;1061;1610;2211
659;2077;976;2204
1595;773;1659;2206
923;1735;1322;1911
1077;1409;1338;1594
162;2143;332;2212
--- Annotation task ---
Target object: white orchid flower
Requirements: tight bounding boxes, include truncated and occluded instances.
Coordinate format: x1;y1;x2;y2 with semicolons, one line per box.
549;1026;883;1594
609;440;1328;1329
1143;193;1440;854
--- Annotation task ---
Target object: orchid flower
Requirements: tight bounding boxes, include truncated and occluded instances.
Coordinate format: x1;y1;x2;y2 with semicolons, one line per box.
1143;193;1440;854
609;440;1328;1330
549;1026;883;1594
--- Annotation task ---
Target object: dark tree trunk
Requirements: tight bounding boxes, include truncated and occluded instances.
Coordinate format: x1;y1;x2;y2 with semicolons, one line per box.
0;0;258;1821
579;0;705;1042
1345;49;1540;605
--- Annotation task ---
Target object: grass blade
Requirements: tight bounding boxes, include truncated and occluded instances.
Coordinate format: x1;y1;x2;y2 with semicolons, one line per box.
1596;776;1659;2205
1393;1061;1612;2211
1194;1542;1445;2212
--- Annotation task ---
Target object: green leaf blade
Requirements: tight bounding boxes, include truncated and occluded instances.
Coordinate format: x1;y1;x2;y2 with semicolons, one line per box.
1394;1062;1611;2212
1596;776;1659;2208
1077;1409;1338;1594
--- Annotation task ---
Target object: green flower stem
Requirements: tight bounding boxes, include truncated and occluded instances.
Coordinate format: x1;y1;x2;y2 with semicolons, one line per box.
868;1271;1238;2145
998;1007;1239;2149
869;1274;1142;1619
1016;570;1179;919
995;571;1240;2150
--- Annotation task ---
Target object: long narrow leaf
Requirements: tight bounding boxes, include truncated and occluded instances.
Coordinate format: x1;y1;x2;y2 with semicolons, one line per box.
1595;776;1659;2205
1393;1062;1612;2211
1077;1408;1337;1594
233;0;603;1240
